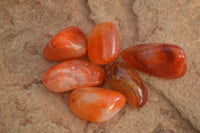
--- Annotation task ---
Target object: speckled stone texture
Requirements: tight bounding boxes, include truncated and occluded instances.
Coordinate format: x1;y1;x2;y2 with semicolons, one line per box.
0;0;200;133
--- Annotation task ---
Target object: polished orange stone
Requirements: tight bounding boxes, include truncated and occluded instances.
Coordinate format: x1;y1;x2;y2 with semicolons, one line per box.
43;26;87;61
106;63;148;108
121;43;187;79
42;60;104;92
88;22;121;65
69;87;125;122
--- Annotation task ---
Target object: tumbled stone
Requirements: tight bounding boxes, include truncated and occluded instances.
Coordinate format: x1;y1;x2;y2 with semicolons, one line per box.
88;22;121;65
106;62;148;108
43;26;87;61
42;60;104;92
121;43;187;79
69;87;125;122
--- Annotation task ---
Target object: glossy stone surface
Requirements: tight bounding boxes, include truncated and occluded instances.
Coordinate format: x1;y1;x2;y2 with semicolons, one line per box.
88;22;121;64
106;63;148;108
42;60;104;92
43;26;87;61
69;87;125;122
121;43;187;79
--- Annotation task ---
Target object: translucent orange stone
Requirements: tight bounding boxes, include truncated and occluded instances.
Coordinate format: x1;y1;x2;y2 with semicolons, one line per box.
69;87;125;122
121;43;187;79
43;26;87;61
106;63;148;108
88;22;121;65
42;60;104;92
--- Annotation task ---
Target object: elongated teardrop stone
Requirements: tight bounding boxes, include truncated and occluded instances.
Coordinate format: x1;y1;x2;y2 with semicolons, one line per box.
69;87;125;122
106;63;147;108
88;22;121;64
121;43;187;79
43;26;87;61
42;60;104;92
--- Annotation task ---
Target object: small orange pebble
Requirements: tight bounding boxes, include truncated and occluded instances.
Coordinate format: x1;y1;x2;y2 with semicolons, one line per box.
106;63;148;108
121;43;187;79
88;22;121;65
43;26;87;61
42;60;104;92
69;87;126;122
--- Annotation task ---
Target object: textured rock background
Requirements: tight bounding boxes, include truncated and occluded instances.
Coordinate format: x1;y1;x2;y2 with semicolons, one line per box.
0;0;200;133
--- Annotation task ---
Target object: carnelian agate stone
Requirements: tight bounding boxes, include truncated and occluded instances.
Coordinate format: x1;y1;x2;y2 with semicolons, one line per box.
69;87;125;122
121;43;187;79
42;60;104;92
106;63;148;108
43;26;87;61
88;22;121;64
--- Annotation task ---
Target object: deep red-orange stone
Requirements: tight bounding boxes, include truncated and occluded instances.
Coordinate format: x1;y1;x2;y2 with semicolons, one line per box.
42;60;104;92
121;43;187;79
43;26;87;61
88;22;121;65
106;63;148;108
69;87;125;122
